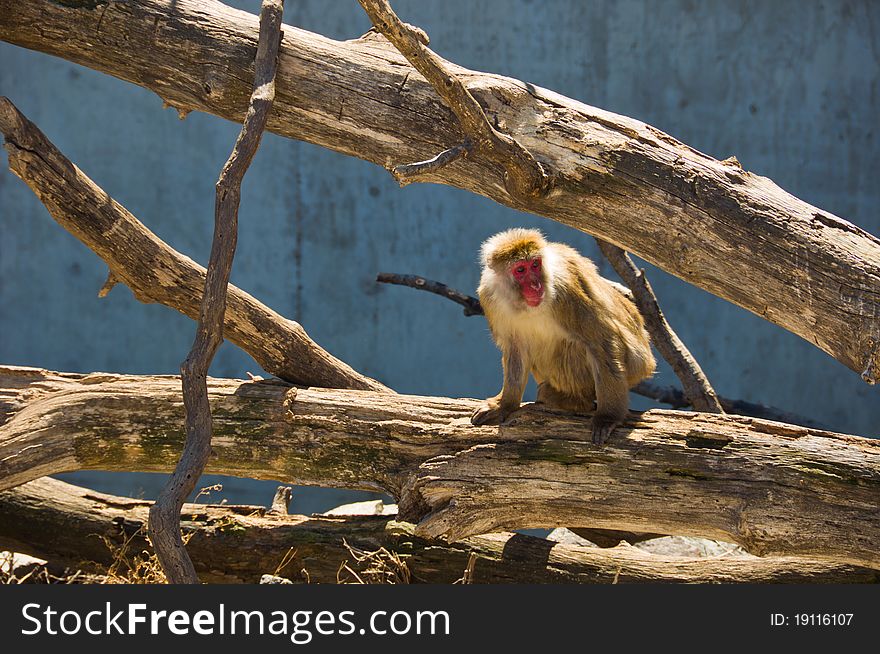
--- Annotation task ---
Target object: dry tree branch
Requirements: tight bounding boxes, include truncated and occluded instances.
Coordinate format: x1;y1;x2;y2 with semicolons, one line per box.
375;272;823;428
2;368;877;567
391;142;471;186
148;0;285;584
357;0;723;415
376;273;484;316
4;477;877;583
0;98;385;392
357;0;550;200
595;240;724;413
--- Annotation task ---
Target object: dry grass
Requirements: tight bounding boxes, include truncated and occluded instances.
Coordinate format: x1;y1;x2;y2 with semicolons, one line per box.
98;526;170;584
336;539;411;584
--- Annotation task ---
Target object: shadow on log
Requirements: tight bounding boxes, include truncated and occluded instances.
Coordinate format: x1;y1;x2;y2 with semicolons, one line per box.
2;478;877;584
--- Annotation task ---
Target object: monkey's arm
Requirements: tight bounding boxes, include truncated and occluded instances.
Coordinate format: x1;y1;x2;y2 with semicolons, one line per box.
471;342;529;425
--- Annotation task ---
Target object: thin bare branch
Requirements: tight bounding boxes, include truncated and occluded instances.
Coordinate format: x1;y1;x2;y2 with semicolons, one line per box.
377;272;483;316
391;141;471;185
596;240;724;413
148;0;285;584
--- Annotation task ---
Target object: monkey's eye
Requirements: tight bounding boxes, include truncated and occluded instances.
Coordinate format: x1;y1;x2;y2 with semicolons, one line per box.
531;259;541;269
515;266;526;274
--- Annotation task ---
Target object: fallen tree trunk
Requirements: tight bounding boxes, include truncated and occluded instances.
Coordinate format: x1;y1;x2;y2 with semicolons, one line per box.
1;366;878;568
3;477;876;584
1;0;878;380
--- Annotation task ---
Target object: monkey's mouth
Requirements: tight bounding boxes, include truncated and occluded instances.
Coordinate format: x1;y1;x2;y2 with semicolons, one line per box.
523;285;544;307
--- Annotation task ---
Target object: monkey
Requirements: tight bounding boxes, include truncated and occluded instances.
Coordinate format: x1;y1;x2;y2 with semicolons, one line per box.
471;228;656;444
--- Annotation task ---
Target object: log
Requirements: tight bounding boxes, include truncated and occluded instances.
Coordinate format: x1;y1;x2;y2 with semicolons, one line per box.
2;477;876;584
1;366;878;568
1;0;878;380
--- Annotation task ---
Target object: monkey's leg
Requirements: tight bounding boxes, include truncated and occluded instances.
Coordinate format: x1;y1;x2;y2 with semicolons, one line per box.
536;380;596;412
472;343;529;426
590;358;629;445
536;340;597;413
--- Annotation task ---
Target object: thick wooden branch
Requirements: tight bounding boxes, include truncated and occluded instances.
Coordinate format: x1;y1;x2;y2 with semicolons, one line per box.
1;366;877;568
0;96;386;393
149;0;284;584
1;0;877;380
2;478;875;584
596;240;724;413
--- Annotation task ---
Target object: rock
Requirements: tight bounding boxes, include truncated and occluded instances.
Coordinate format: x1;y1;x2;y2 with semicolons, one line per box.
546;528;598;548
1;550;48;578
259;574;293;584
323;500;386;516
634;536;750;558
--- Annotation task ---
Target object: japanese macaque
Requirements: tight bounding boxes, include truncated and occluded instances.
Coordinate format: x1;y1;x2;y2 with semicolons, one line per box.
471;228;656;443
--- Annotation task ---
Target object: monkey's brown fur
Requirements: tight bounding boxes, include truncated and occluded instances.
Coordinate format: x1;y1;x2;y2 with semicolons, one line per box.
472;228;656;443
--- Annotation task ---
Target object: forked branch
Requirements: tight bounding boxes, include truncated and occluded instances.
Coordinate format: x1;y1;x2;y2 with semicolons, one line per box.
357;0;550;200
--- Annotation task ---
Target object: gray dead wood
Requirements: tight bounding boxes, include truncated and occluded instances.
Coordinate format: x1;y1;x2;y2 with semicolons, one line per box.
148;0;285;584
0;96;386;393
1;0;878;380
1;477;876;584
1;366;878;569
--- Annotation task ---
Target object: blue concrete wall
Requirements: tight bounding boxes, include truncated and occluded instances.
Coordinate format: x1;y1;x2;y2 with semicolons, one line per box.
1;1;878;501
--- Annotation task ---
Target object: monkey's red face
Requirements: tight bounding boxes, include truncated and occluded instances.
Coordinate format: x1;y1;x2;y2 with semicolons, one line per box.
511;257;544;307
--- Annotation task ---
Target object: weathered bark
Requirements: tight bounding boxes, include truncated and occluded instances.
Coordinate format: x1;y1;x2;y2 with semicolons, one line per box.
1;0;877;380
3;478;876;584
1;366;878;568
0;96;386;393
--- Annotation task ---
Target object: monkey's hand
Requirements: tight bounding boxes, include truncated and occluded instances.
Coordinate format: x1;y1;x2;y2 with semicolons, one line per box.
591;414;619;445
471;401;513;426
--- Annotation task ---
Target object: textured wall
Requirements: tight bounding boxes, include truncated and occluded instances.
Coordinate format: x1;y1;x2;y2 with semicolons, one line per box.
1;0;878;501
